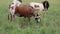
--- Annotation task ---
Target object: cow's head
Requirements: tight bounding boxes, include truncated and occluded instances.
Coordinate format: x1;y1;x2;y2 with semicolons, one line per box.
42;0;49;11
34;13;40;23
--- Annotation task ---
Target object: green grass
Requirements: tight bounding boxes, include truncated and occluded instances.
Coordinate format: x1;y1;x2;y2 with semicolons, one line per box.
0;0;60;34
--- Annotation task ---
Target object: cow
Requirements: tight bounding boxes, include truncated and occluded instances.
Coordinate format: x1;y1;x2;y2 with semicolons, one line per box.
8;4;40;23
30;0;49;15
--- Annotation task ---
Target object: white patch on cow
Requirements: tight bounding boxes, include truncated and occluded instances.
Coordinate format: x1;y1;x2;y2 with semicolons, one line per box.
30;2;44;11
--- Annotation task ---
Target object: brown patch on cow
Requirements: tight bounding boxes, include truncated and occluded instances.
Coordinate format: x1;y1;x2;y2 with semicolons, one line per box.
34;5;39;8
9;5;35;22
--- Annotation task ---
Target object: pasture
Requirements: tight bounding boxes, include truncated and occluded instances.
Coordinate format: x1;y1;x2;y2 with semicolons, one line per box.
0;0;60;34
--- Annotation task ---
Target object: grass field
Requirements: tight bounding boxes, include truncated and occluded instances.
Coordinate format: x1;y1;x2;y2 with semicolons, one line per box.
0;0;60;34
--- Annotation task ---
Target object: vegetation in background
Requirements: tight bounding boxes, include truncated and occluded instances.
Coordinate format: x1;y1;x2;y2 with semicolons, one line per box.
0;0;60;34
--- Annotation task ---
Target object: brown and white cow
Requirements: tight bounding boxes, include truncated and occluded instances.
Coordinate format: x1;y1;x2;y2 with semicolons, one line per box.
8;4;40;23
30;0;49;14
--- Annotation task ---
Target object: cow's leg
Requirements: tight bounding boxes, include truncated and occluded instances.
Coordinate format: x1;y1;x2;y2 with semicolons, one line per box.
28;17;30;22
10;14;13;22
10;7;15;22
8;13;12;22
11;14;15;22
8;13;13;22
